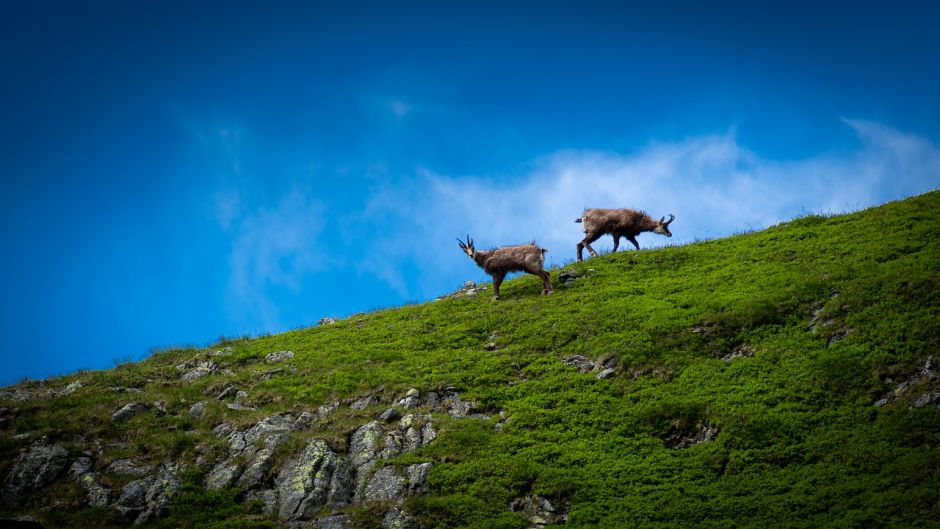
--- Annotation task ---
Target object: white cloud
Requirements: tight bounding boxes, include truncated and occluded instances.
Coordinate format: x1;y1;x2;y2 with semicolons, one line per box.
226;186;327;330
362;120;940;299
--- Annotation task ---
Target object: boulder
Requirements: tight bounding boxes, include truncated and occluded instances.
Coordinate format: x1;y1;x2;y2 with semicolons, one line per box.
188;401;208;419
1;437;69;505
112;402;148;422
363;466;405;503
405;463;432;495
106;458;154;477
382;506;418;529
180;361;217;381
276;439;352;521
265;350;295;363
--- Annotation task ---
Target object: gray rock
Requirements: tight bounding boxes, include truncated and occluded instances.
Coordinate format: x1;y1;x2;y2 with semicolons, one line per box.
213;422;235;438
314;514;350;529
317;401;340;419
68;457;113;508
293;411;315;431
189;401;208;419
78;471;112;507
595;368;616;380
134;463;180;525
349;421;384;468
379;408;402;423
114;476;156;520
217;386;239;400
60;380;83;396
112;402;148;422
265;350;295;363
68;456;93;479
226;402;256;411
912;392;940;409
1;437;69;505
180;361;217;381
276;439;352;521
381;432;404;460
509;495;562;528
382;506;418;529
236;434;284;490
350;395;380;410
244;414;294;445
205;460;241;490
562;355;595;373
363;466;405;503
244;489;278;515
107;458;154;477
318;317;338;326
405;463;432;495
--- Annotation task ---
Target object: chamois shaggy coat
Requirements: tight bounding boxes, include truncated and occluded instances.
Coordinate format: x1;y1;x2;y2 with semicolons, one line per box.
457;236;553;300
576;208;675;261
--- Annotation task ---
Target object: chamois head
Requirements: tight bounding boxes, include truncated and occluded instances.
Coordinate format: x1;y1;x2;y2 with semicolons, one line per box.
653;214;675;237
456;235;475;258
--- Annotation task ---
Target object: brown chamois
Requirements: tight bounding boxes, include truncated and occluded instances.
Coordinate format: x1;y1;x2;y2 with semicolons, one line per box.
575;208;675;261
457;235;553;300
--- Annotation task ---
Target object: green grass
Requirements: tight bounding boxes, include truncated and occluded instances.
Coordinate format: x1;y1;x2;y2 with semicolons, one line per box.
2;191;939;528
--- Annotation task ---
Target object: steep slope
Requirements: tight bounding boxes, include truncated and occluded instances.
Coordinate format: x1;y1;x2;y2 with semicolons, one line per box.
1;191;939;529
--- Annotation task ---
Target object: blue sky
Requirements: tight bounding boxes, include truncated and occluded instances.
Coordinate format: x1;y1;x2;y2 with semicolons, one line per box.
1;1;939;384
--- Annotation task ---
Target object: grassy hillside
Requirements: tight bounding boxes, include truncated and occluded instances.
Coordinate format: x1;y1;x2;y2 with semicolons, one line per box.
2;191;939;529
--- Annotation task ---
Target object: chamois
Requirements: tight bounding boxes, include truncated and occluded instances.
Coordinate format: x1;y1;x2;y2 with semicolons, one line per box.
575;209;675;261
457;235;553;300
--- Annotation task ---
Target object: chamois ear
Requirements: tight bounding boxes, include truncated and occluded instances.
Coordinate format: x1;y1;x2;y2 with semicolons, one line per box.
664;214;675;226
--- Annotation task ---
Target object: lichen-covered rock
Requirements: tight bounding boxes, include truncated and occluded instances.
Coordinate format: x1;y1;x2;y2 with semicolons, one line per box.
107;458;154;477
114;476;156;520
236;434;283;490
314;513;350;529
349;421;384;468
265;350;294;363
379;408;402;423
205;460;241;490
405;463;432;495
350;395;380;410
68;457;112;508
134;463;180;525
382;506;418;529
276;439;352;521
180;360;217;381
562;355;595;373
244;489;278;515
509;495;566;528
1;437;69;505
188;401;208;418
363;466;405;503
111;402;148;422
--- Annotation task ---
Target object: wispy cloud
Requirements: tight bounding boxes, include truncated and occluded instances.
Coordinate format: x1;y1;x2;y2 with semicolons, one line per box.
226;185;328;330
362;120;940;298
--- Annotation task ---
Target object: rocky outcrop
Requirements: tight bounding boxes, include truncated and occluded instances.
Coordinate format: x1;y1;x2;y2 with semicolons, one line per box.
563;354;620;379
509;495;568;529
111;402;148;422
178;360;217;381
112;462;180;525
660;420;718;449
875;356;939;409
1;437;69;506
265;350;294;363
206;415;294;490
69;457;113;508
276;439;353;521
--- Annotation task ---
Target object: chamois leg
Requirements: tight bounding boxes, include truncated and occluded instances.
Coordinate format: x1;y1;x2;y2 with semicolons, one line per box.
612;235;621;253
626;235;640;251
538;270;553;295
491;273;505;301
578;232;602;261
